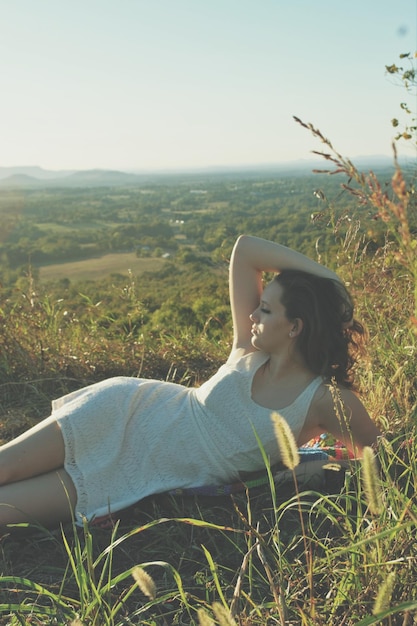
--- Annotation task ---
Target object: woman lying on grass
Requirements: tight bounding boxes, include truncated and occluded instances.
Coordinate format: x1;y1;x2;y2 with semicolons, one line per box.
0;235;381;531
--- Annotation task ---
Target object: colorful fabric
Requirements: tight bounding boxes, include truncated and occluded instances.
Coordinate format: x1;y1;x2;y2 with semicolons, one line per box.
302;433;354;460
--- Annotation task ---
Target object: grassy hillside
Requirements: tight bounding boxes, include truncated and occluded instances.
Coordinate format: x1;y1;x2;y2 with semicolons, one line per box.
0;158;416;624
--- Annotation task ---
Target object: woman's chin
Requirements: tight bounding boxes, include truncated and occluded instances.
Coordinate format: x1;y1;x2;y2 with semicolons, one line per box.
251;335;261;349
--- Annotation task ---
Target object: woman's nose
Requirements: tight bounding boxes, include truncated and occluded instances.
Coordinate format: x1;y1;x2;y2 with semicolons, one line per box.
250;310;258;322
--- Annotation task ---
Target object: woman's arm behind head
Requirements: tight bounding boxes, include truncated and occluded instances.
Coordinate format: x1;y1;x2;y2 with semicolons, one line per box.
228;235;344;358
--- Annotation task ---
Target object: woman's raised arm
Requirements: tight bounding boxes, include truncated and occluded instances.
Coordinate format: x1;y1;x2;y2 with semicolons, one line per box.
231;235;340;279
228;235;340;356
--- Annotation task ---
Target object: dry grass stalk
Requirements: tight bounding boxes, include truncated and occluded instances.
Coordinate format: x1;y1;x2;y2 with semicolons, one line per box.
230;540;258;617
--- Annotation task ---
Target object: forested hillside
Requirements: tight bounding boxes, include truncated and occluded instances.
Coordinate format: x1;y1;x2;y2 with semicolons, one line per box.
0;168;394;340
1;161;415;416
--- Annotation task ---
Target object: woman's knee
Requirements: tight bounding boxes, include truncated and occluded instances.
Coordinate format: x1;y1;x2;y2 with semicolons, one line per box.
0;419;66;485
0;451;19;486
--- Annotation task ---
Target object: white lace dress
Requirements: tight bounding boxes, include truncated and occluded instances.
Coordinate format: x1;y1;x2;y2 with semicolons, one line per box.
52;351;322;522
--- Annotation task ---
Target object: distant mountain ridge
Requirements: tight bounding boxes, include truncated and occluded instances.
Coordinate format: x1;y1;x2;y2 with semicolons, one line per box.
0;167;146;188
0;166;75;180
0;156;400;188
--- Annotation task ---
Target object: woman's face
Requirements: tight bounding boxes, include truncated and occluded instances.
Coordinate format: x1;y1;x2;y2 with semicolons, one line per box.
249;281;295;354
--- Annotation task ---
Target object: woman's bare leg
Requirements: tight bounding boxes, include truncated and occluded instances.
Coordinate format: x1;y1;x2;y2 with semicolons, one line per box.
0;417;66;486
0;468;76;531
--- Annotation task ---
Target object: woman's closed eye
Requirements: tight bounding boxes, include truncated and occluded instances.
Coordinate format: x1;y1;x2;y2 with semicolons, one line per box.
260;307;271;314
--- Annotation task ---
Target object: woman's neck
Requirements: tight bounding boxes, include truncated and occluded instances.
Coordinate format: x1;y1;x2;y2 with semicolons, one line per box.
266;352;311;382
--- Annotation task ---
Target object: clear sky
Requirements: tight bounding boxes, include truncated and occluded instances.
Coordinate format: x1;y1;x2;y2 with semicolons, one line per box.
1;0;415;172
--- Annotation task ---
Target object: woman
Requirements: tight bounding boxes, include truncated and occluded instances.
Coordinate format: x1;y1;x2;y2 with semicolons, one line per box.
0;235;381;530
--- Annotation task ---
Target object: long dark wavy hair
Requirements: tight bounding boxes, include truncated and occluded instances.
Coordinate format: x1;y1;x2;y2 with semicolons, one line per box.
274;269;366;389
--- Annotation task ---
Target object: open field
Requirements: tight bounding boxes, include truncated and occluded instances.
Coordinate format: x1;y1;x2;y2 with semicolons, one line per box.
34;220;122;233
38;252;166;282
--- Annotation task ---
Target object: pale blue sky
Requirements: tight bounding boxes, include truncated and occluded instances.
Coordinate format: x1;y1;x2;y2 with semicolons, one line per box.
0;0;415;171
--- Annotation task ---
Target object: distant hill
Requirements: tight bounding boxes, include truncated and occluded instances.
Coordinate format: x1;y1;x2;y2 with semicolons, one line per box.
0;168;144;188
62;169;145;186
0;173;42;187
0;166;74;181
0;156;400;188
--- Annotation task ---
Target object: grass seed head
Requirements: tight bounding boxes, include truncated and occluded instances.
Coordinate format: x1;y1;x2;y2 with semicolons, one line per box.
212;601;238;626
197;608;215;626
271;411;300;470
362;445;383;515
132;565;157;600
373;571;396;615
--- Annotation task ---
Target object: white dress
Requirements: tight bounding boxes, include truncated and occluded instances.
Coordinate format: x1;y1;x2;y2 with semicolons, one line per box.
52;351;322;521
